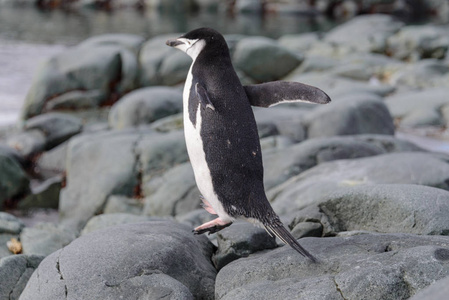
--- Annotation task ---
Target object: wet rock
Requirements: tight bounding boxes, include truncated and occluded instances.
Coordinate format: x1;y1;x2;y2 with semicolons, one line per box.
24;113;83;149
278;32;321;53
0;254;44;300
270;152;449;214
0;153;29;205
324;14;403;53
44;89;106;111
305;97;395;138
78;33;145;54
388;59;449;89
263;134;422;190
19;175;62;209
212;221;277;270
215;233;449;300
108;86;183;130
20;223;76;257
233;36;303;82
20;222;216;300
80;213;167;235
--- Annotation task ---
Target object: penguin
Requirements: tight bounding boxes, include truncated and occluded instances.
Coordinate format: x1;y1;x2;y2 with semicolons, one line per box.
166;28;330;262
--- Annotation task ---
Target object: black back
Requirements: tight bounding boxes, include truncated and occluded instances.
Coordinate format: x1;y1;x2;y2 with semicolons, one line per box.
186;28;275;221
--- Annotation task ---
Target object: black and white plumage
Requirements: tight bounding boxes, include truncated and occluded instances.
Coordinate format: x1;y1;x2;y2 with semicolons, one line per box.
166;28;330;262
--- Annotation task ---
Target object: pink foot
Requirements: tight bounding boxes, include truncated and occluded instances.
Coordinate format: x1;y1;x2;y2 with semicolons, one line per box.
199;195;217;215
193;217;232;235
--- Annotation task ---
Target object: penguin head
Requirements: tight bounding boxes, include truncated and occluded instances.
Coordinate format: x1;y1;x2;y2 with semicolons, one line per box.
166;27;228;60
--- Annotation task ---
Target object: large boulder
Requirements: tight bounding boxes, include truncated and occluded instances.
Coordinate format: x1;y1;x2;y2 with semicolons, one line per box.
263;134;424;190
20;222;217;300
270;152;449;214
59;129;188;230
215;233;449;300
409;275;449;300
0;254;44;300
233;36;303;82
324;14;403;53
108;86;182;130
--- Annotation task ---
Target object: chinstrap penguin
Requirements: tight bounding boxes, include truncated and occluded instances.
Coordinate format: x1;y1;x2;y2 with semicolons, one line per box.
166;28;331;262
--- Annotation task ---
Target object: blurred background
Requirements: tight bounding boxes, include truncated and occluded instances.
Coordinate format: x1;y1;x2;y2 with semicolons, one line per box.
1;0;448;127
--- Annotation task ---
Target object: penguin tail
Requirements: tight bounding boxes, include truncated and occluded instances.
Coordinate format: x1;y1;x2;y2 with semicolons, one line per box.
264;222;317;263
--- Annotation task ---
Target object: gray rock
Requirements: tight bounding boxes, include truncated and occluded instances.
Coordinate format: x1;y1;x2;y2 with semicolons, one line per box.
409;275;449;300
143;162;200;217
176;208;216;230
20;223;76;257
81;213;167;235
44;89;107;111
149;112;184;133
60;129;188;230
22;44;123;119
278;32;321;53
0;254;44;300
385;87;449;127
19;175;62;209
263;134;422;190
24;113;83;149
305;97;395;138
0;212;25;234
213;221;277;270
324;14;403;53
387;25;449;61
20;222;216;300
158;50;192;86
0;153;29;205
233;36;303;82
317;184;449;235
270;152;449;214
6;129;46;158
35;141;68;175
108;86;183;130
253;107;307;142
215;233;449;300
78;33;145;54
388;59;449;89
103;195;143;215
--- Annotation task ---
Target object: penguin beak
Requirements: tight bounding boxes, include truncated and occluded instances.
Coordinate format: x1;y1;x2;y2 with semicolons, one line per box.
166;39;184;48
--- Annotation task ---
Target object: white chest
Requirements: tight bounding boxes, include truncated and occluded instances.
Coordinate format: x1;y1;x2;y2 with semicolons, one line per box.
182;66;232;222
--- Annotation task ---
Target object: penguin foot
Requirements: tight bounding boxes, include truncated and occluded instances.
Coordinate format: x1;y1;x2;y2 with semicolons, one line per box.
193;218;232;235
199;195;217;215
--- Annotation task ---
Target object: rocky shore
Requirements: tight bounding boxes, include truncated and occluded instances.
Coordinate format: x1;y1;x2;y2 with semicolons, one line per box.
1;13;449;299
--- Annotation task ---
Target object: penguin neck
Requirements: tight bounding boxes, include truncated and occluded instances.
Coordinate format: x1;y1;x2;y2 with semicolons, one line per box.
196;46;233;70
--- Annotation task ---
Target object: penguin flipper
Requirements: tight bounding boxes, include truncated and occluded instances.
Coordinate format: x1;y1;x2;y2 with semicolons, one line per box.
264;222;317;263
244;81;331;108
195;82;216;111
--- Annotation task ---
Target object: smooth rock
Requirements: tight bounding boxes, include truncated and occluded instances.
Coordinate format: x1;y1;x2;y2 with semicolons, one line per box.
0;153;29;205
0;234;17;258
20;223;76;257
24;113;83;149
263;134;422;190
19;175;62;209
0;212;25;234
388;59;449;89
270;152;449;214
35;141;68;176
103;195;143;215
81;213;167;235
213;221;277;270
233;36;303;82
44;90;107;111
324;14;403;53
305;97;395;138
78;33;145;54
108;86;183;130
20;222;216;300
409;275;449;300
278;32;321;53
6;129;46;158
143;162;200;217
0;254;43;300
215;233;449;300
387;25;449;61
